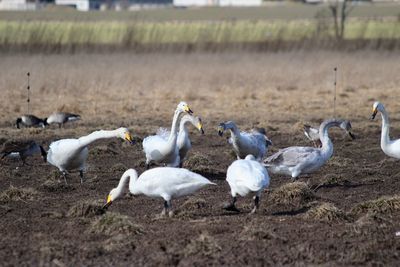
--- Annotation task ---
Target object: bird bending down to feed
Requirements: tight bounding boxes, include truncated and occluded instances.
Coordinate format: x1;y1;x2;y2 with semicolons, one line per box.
264;119;354;181
218;121;272;161
45;112;81;128
224;155;270;214
47;127;133;184
303;120;355;147
16;115;46;129
143;102;193;169
103;167;215;217
1;140;46;165
157;114;204;167
370;101;400;159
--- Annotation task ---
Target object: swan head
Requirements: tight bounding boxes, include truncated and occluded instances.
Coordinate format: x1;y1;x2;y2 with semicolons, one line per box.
195;117;204;134
177;102;193;114
103;188;117;209
339;120;356;140
371;101;384;120
245;155;256;161
116;127;134;144
218;122;226;136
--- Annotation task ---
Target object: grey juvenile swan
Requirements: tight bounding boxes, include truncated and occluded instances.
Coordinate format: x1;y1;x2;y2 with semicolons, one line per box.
304;120;355;147
264;118;354;180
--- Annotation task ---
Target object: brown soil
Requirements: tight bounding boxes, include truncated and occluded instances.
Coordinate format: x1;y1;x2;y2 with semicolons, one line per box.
0;52;400;266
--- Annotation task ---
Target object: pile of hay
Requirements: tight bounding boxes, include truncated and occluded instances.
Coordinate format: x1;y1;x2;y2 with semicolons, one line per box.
175;198;208;218
184;153;214;173
183;232;221;257
67;199;106;218
269;182;315;208
351;195;400;217
89;212;144;236
304;202;349;223
0;185;38;202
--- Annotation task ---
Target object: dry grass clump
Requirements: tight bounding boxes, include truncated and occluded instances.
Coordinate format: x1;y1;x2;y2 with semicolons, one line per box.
102;234;136;252
0;185;38;202
89;212;144;236
41;179;75;193
240;224;287;242
303;202;349;223
326;156;354;168
184;153;214;173
110;163;128;172
183;232;221;257
311;174;351;191
67;199;106;218
351;195;400;216
269;182;315;207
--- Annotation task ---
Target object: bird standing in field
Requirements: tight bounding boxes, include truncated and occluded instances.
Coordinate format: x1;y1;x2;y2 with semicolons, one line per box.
370;101;400;159
45;112;81;128
143;102;193;169
224;155;270;214
15;115;46;129
1;140;46;166
218;121;272;161
47;127;133;184
103;167;215;217
157;114;204;167
264;119;354;181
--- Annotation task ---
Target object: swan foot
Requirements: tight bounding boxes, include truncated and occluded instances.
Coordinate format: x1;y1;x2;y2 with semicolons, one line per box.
168;210;174;217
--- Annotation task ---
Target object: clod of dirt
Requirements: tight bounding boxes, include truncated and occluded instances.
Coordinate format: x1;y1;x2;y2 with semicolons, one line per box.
41;179;75;193
89;212;144;236
269;182;315;207
240;224;288;243
175;198;208;218
110;163;128;172
303;202;349;223
0;185;38;202
67;199;106;218
183;232;221;257
184;153;214;173
102;233;136;252
351;195;400;217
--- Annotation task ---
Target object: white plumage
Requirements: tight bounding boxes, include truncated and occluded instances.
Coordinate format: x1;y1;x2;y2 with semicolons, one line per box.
142;102;193;168
104;167;215;217
47;127;133;184
218;121;271;161
224;155;270;213
370;101;400;159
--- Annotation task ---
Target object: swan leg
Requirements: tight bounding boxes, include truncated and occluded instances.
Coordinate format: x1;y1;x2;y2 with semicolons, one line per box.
168;201;174;217
79;170;84;184
161;200;170;217
251;195;260;214
62;171;68;185
223;196;240;212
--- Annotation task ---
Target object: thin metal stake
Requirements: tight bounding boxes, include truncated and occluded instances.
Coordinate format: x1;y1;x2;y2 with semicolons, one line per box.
333;67;337;119
27;72;30;114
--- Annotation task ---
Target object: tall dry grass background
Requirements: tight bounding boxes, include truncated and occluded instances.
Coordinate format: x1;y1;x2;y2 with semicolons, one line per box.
0;51;399;131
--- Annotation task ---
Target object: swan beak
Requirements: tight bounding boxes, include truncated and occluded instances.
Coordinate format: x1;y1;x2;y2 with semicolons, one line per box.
103;195;112;209
125;133;135;144
370;108;377;120
197;123;205;134
184;105;193;114
348;131;356;140
218;128;224;137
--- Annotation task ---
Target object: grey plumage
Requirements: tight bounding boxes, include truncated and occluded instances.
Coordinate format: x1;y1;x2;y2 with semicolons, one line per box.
16;115;46;129
45;112;81;128
1;140;47;165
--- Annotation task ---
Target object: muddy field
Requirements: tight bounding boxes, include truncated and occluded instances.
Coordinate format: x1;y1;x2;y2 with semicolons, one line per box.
0;51;400;266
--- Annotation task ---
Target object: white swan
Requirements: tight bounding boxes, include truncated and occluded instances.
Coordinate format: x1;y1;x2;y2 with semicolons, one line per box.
370;101;400;159
224;155;270;214
47;127;133;184
45;112;81;128
303;120;355;147
103;167;215;217
218;121;271;161
143;102;193;169
157;114;204;167
264;119;353;180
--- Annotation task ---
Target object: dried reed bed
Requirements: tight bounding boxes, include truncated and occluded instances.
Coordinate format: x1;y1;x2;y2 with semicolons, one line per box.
0;51;399;131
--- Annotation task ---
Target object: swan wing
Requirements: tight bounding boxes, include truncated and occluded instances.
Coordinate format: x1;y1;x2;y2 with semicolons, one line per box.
143;135;168;155
227;160;269;192
264;146;318;167
156;127;170;141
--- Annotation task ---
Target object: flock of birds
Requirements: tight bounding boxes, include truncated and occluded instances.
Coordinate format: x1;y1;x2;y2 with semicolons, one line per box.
2;101;398;216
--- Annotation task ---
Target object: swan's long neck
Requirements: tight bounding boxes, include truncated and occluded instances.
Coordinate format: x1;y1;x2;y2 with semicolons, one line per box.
226;122;241;141
78;129;119;148
318;119;341;158
167;109;183;146
114;170;138;200
379;107;391;149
